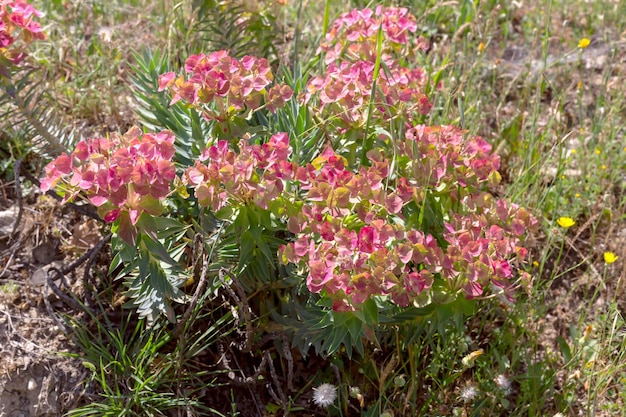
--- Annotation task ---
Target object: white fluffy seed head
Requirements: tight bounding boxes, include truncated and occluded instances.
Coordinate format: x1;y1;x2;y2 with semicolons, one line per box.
313;383;338;408
495;374;512;395
459;384;478;402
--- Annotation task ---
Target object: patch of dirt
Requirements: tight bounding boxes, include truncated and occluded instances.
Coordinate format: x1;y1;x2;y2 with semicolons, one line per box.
0;185;105;417
0;283;86;417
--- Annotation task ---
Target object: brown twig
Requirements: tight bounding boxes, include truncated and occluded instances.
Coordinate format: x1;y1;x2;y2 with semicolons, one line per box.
282;333;294;392
219;268;253;352
265;350;288;414
46;267;84;313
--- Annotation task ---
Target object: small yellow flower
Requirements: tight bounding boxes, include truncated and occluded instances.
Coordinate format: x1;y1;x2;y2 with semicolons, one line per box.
578;38;591;49
595;148;601;155
570;149;577;154
557;217;576;228
478;42;485;53
577;81;583;90
575;193;581;198
462;349;484;367
601;165;606;170
532;261;539;267
603;251;618;264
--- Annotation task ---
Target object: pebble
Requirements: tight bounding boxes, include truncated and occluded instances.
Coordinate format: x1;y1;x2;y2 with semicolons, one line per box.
27;378;38;391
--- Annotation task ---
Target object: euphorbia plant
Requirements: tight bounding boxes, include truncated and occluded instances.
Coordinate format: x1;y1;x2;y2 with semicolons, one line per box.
41;6;538;355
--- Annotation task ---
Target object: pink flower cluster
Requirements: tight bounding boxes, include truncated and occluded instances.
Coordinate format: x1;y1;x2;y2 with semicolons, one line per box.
41;127;177;243
398;125;501;194
275;130;537;310
319;6;427;65
172;115;535;311
304;60;431;126
441;199;537;301
306;7;431;130
0;0;45;68
183;132;299;212
158;50;293;120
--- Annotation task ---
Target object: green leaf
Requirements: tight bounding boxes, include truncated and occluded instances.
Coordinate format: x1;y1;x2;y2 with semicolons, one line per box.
137;194;164;216
345;314;361;339
556;337;572;364
153;218;190;240
362;298;379;326
323;322;349;356
237;230;255;273
233;207;250;231
115;211;138;246
141;234;179;267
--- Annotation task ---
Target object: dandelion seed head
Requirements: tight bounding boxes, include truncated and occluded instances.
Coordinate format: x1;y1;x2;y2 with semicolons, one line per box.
459;384;478;402
495;374;512;395
313;383;337;408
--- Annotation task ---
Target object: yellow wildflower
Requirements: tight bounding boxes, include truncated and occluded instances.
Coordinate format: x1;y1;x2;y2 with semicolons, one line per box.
595;148;601;155
557;217;576;228
578;38;590;49
462;349;484;367
603;252;618;264
601;165;606;170
478;42;485;53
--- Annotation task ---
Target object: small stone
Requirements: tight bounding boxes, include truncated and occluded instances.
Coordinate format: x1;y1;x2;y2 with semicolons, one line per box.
30;268;48;286
32;241;58;265
27;378;38;391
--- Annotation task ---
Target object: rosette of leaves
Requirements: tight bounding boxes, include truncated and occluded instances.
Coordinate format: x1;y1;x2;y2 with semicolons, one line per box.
190;0;279;62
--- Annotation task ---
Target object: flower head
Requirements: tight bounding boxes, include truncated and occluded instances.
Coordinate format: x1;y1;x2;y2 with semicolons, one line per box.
578;38;590;49
603;251;618;264
461;349;484;367
313;383;338;408
495;374;512;395
459;384;478;402
556;216;576;228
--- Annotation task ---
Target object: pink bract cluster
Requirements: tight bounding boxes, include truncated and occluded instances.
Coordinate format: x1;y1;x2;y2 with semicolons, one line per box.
399;125;501;193
304;60;430;126
306;7;431;130
441;199;537;301
319;6;427;65
183;132;300;212
0;0;45;68
158;50;293;120
276;131;537;311
41;127;177;243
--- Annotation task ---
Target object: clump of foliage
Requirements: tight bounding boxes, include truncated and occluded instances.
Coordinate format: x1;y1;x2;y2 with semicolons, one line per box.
41;4;537;358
